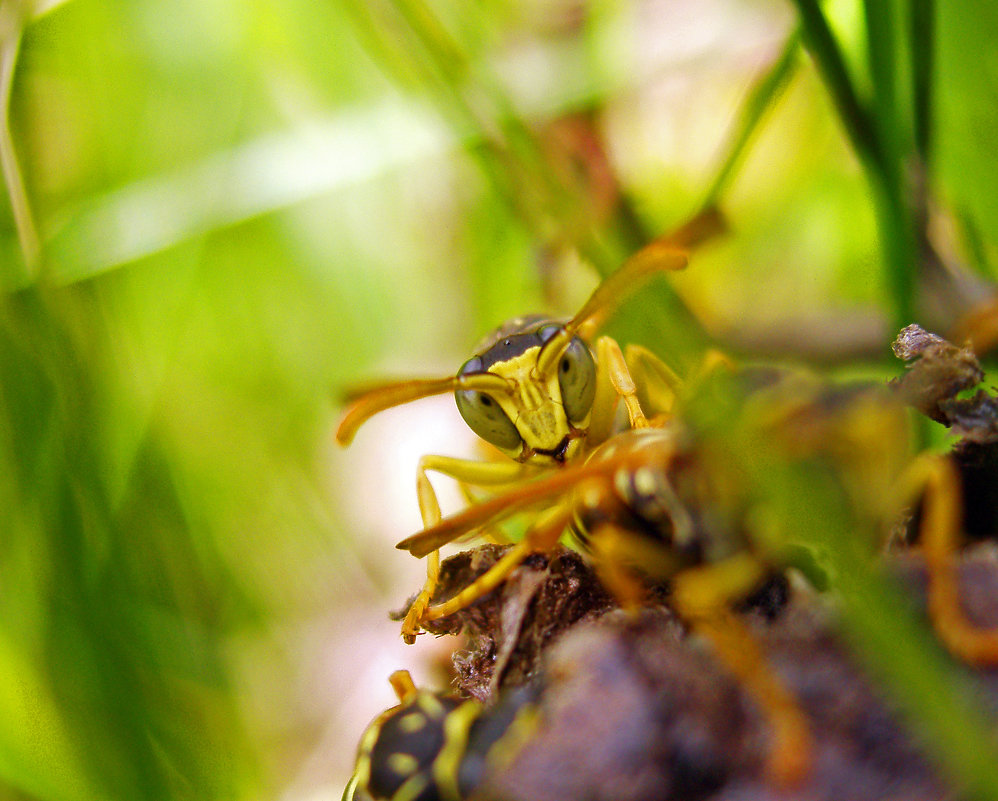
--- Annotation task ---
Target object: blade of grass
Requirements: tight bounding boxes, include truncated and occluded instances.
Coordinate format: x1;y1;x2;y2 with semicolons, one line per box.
340;0;542;250
863;0;902;174
907;0;936;277
793;0;917;326
909;0;935;165
0;0;39;276
45;103;450;283
385;0;601;257
1;287;252;800
873;182;918;329
954;207;996;280
791;0;884;174
342;0;714;357
863;0;922;329
833;546;998;801
698;29;801;215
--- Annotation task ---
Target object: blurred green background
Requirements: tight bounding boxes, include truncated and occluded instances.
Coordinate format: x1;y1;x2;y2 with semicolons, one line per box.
1;0;997;799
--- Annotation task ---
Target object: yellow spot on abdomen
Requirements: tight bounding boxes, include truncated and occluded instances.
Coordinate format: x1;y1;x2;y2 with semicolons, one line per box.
388;753;419;776
398;712;427;734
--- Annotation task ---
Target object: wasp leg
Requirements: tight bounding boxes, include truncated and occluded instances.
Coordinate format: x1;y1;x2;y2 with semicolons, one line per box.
570;472;652;610
401;549;443;643
588;338;624;445
419;501;576;624
399;450;642;559
688;348;738;386
904;454;998;665
589;524;646;612
401;456;543;642
457;481;515;545
439;457;536;544
594;336;652;432
624;343;683;423
670;553;811;787
587;529;647;611
418;455;540;492
587;526;678;611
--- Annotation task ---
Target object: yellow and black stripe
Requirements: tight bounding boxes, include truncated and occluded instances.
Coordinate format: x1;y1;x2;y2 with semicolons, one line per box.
343;675;539;801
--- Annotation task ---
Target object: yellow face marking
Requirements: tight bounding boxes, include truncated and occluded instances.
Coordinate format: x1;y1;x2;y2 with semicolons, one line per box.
486;347;579;456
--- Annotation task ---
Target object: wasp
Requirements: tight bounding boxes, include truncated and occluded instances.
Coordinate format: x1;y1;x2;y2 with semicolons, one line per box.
392;360;998;786
341;670;537;801
336;211;723;642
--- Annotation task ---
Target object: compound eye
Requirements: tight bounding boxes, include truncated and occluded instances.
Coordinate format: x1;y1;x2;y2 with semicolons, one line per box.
455;358;521;450
455;389;521;450
557;337;596;424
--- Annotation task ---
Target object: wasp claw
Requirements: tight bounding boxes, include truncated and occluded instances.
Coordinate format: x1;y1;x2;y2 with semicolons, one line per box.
401;591;431;643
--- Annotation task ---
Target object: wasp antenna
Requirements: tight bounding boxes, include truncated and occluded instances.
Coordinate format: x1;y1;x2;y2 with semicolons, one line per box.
535;326;576;377
335;376;459;445
665;205;728;251
569;238;689;343
566;207;727;344
455;371;515;395
571;245;688;343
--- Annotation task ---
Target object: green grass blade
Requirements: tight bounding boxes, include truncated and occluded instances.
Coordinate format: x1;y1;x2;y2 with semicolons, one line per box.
699;30;801;213
791;0;884;173
909;0;935;164
863;0;902;172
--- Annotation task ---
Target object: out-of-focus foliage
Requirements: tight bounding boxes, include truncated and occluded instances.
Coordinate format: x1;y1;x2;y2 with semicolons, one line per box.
1;0;997;800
